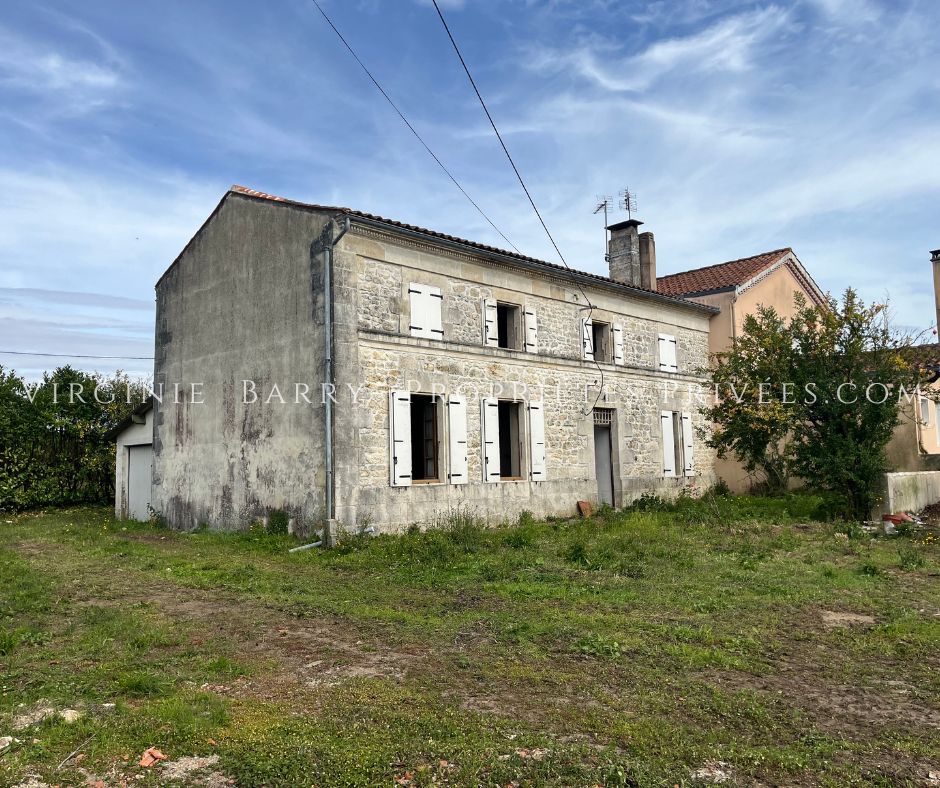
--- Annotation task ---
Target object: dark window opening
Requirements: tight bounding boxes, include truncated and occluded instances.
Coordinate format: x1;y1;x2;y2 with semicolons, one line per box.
592;321;612;363
497;400;523;479
496;303;522;350
410;394;439;482
671;412;683;475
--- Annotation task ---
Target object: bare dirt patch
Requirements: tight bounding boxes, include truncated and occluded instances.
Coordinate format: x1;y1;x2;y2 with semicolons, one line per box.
820;610;876;628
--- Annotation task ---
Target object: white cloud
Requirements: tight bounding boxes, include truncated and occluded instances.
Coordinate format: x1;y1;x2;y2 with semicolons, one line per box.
528;5;794;92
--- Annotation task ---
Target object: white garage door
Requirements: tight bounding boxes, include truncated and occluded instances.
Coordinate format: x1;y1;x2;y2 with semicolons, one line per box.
127;444;153;521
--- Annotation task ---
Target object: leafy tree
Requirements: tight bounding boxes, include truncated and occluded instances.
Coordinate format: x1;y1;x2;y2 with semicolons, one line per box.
704;290;921;518
0;365;149;511
701;306;795;493
787;290;918;519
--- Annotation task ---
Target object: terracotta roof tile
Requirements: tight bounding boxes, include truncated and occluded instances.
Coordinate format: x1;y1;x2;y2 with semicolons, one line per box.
657;248;792;297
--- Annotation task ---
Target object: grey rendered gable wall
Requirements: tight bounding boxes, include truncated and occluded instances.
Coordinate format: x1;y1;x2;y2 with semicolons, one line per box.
152;194;334;529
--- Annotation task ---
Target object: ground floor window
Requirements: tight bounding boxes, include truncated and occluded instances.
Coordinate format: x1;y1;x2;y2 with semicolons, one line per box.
410;394;440;482
497;400;523;479
661;410;694;477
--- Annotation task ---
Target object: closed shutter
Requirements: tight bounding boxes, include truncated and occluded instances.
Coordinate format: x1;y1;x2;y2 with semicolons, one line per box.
524;306;538;353
613;323;625;366
481;397;501;482
390;391;412;486
409;284;444;340
482;298;498;347
681;411;695;476
447;395;468;484
581;317;594;361
661;410;676;477
426;285;444;340
409;284;425;338
658;333;678;372
529;401;546;480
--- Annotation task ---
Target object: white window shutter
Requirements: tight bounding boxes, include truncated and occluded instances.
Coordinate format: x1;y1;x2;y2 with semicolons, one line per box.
524;306;538;353
528;401;546;480
661;410;676;477
482;298;498;347
613;323;625;366
681;411;695;476
581;317;594;361
658;333;678;372
426;285;444;340
390;391;412;486
447;394;468;485
408;284;425;338
481;397;501;482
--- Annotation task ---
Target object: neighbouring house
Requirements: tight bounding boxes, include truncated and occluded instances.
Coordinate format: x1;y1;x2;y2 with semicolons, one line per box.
140;186;717;532
880;249;940;513
108;398;154;521
658;248;827;492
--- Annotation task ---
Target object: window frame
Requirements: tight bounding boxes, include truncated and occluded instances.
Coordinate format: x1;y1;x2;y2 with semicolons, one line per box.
591;320;613;364
495;301;523;351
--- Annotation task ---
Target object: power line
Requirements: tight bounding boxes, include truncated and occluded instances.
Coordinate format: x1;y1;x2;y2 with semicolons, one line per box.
429;0;604;412
0;350;153;360
308;0;520;253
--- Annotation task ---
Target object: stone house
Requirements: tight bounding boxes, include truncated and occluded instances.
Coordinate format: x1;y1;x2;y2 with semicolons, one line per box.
149;185;717;533
658;248;827;492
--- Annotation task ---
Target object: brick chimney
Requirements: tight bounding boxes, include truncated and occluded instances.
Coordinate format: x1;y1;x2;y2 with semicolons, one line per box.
932;249;940;331
639;231;656;291
607;219;642;286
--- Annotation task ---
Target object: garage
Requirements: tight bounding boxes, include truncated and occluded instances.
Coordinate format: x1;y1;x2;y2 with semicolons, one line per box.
109;398;154;521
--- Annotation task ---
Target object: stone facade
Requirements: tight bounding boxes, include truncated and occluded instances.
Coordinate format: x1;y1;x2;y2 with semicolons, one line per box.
151;189;717;533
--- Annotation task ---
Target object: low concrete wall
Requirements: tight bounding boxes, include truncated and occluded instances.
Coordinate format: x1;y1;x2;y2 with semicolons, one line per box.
881;471;940;515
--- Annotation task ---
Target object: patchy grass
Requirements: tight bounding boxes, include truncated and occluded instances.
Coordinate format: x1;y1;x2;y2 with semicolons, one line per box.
0;496;938;786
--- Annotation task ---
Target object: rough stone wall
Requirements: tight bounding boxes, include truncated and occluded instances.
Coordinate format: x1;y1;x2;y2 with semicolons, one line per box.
152;194;331;530
332;226;716;532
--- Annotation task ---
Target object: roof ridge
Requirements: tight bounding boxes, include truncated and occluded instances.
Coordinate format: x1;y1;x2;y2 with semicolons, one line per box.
224;184;717;314
658;247;792;282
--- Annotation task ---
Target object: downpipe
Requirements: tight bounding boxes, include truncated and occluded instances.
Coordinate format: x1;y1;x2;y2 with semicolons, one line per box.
323;216;350;544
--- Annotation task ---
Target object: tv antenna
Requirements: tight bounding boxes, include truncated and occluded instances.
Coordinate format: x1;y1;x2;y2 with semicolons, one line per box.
619;188;638;220
593;195;614;259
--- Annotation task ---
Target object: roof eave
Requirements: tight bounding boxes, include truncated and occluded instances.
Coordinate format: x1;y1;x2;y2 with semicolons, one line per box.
346;214;719;315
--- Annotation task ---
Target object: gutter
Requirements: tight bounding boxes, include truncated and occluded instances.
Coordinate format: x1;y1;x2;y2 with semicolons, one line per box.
346;215;719;316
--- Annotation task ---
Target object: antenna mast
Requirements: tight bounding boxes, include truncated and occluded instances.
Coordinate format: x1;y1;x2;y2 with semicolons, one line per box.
593;195;614;258
619;188;638;220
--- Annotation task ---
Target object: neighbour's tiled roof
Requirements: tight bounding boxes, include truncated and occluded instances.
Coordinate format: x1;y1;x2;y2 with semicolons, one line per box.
901;342;940;371
657;248;792;297
224;186;716;314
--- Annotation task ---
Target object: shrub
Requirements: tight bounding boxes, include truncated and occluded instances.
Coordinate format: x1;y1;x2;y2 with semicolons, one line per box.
266;509;290;535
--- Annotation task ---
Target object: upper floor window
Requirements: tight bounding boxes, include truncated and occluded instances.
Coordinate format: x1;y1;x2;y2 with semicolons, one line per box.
582;317;625;366
658;333;678;372
409;283;443;340
920;395;932;427
483;298;538;353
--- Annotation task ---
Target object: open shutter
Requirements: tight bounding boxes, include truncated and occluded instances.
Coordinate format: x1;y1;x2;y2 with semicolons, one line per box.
613;323;625;366
447;395;468;484
528;401;546;481
681;411;695;476
481;397;501;482
524;306;538;353
390;391;412;486
581;317;594;361
426;285;444;340
661;410;676;477
658;333;678;372
482;298;498;347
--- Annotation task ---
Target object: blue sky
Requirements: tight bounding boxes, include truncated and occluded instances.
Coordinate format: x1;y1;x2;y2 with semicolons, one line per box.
1;0;938;379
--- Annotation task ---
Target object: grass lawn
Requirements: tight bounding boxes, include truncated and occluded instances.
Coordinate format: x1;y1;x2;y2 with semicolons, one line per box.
1;495;939;786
